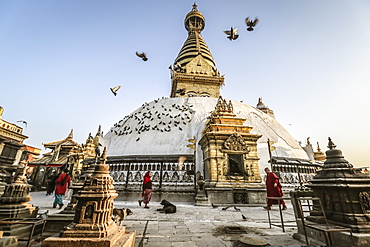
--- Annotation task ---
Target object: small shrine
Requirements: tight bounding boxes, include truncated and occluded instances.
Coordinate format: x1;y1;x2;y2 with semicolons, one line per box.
0;165;37;245
42;147;135;247
44;151;101;235
199;96;264;204
0;165;36;219
306;138;370;245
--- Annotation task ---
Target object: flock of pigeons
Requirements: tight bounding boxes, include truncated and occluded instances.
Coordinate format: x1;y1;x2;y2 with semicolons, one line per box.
109;98;194;141
224;17;259;41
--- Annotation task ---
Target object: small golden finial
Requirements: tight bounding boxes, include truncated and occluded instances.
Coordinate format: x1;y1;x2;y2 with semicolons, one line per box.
327;137;336;150
96;125;101;136
101;147;107;162
317;142;321;152
192;2;198;11
66;129;73;140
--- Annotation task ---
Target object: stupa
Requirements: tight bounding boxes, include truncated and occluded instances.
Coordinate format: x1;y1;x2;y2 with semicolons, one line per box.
0;165;36;219
100;3;312;204
42;148;136;247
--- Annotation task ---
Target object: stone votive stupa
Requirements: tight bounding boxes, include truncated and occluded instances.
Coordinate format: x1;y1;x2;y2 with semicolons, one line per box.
307;137;370;245
0;165;36;219
42;147;136;247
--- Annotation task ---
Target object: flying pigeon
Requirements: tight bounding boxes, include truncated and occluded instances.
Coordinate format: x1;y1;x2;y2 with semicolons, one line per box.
234;206;241;212
211;203;218;208
136;51;148;61
222;206;230;211
224;27;239;40
17;120;27;127
242;214;247;220
245;17;259;31
173;62;182;71
175;88;186;96
110;86;121;96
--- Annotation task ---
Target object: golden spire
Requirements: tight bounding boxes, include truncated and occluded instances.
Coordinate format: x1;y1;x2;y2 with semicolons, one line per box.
192;2;198;11
170;4;224;98
66;129;73;140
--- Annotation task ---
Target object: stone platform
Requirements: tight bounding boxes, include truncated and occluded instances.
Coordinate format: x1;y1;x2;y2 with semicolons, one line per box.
31;191;306;246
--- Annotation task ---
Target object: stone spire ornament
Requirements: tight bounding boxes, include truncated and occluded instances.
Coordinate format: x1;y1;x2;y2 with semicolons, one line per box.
327;137;336;149
42;147;136;246
322;137;352;168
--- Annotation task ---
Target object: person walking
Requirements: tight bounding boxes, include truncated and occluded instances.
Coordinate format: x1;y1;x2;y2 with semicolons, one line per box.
138;171;152;209
264;167;287;210
46;170;58;196
53;168;71;209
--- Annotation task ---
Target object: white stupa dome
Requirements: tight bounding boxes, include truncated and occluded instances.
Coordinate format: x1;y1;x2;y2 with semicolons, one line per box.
103;97;308;175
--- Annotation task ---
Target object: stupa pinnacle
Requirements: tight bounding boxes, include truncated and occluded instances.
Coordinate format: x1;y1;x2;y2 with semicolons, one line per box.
170;3;224;98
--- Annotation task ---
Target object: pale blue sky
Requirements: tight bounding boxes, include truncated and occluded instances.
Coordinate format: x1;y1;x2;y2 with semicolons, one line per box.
1;0;370;167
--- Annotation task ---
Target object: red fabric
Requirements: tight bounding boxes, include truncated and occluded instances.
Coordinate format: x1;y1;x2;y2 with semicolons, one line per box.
54;173;70;195
143;171;151;184
142;172;151;197
266;172;285;206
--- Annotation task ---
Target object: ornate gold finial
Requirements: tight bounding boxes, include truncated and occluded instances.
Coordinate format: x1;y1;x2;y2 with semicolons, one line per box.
317;141;321;152
328;137;336;150
100;147;107;163
66;129;73;140
96;125;101;136
86;132;93;143
228;100;233;113
192;2;198;11
214;96;234;114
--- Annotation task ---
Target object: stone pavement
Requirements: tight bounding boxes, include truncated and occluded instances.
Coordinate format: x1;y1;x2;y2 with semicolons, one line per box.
30;191;306;247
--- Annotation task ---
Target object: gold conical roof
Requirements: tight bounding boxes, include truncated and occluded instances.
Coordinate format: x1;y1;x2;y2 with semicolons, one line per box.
173;3;217;73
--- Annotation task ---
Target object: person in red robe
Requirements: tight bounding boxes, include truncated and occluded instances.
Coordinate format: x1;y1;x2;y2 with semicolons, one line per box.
138;171;152;209
53;168;71;209
264;167;287;210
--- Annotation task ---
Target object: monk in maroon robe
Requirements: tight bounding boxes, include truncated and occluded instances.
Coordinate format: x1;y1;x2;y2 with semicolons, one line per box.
264;167;287;210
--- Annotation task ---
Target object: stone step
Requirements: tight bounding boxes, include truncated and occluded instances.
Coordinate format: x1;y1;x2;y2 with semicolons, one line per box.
1;223;45;241
0;236;17;247
1;224;32;236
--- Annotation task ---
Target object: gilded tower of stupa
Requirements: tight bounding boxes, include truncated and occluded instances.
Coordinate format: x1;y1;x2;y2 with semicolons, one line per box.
170;3;224;98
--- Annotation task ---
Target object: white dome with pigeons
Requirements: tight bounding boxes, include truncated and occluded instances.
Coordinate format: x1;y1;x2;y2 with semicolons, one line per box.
103;96;309;173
